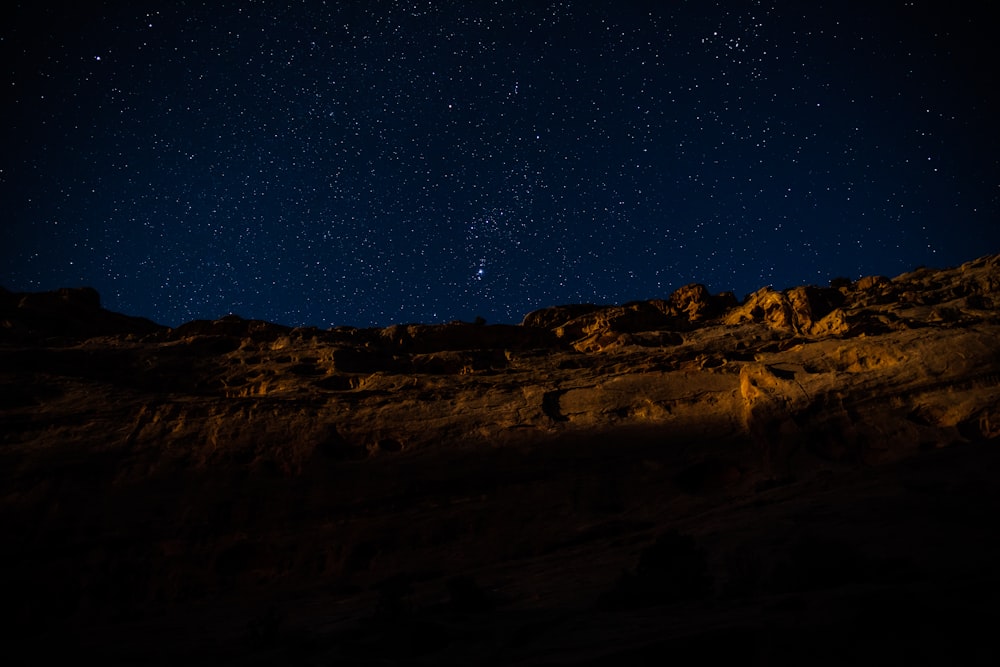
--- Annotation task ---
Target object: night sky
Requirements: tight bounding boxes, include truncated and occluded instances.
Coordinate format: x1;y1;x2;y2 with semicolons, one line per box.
3;1;998;328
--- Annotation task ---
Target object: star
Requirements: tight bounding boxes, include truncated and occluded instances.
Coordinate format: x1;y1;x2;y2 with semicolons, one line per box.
1;2;996;328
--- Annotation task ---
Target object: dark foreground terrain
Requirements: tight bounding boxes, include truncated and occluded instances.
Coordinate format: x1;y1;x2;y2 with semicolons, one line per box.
2;255;1000;664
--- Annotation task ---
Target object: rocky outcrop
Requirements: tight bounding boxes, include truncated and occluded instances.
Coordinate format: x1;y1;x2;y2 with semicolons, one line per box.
668;282;739;321
4;254;999;469
724;284;844;333
0;285;163;341
2;254;1000;663
522;283;738;352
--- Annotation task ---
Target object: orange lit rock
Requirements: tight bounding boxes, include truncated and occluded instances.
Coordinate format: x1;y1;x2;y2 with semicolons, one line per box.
2;254;1000;663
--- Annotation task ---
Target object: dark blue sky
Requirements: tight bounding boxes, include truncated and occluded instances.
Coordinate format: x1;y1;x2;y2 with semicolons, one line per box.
3;1;997;328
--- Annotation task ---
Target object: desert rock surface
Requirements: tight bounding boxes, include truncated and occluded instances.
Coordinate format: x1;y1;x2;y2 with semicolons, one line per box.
2;255;1000;664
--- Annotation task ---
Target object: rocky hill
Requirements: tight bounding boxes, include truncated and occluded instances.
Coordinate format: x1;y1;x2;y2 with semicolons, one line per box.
2;254;1000;664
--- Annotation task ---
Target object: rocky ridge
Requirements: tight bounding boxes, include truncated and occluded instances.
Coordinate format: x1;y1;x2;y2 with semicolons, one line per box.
2;254;1000;664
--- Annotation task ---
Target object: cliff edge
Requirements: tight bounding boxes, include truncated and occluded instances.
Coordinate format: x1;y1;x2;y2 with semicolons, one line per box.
2;254;999;664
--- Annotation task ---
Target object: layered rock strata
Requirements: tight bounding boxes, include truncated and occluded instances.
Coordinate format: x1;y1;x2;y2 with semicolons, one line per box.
2;254;999;663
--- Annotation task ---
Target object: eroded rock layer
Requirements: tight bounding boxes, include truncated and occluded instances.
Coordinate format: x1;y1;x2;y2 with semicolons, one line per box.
2;254;999;664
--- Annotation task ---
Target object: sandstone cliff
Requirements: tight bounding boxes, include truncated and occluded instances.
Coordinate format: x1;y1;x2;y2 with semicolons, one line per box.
2;255;999;664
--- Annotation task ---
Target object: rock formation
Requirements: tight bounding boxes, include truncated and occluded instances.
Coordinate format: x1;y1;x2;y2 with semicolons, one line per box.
2;254;999;664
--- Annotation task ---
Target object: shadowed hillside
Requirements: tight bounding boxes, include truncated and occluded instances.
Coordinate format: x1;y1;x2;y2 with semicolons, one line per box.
2;254;999;664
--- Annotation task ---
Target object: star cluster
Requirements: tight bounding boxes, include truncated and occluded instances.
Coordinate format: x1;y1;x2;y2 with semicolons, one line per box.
3;1;997;327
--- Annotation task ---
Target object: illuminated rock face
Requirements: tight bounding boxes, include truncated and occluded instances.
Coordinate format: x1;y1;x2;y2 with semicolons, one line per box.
2;254;1000;663
8;255;991;464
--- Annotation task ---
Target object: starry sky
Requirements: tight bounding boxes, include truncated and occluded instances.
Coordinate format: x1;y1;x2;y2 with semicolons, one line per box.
3;1;998;328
